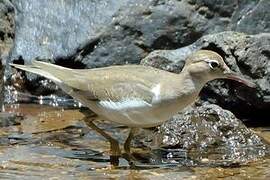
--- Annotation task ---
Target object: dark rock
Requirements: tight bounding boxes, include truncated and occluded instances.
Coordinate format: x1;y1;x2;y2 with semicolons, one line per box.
80;0;231;68
232;0;270;34
138;103;269;165
142;32;270;123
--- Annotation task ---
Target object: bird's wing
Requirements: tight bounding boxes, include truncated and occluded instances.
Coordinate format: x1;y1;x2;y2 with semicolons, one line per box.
65;74;156;104
10;61;158;104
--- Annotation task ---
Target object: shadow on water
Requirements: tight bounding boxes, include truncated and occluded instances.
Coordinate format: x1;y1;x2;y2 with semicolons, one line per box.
0;102;270;179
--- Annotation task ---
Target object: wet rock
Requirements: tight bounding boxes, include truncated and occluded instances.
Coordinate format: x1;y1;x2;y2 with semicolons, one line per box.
9;0;128;65
6;0;129;96
139;103;269;165
142;31;270;123
0;112;21;127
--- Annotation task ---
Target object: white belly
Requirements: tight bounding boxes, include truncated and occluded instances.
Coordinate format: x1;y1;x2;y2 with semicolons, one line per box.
94;104;170;127
85;98;194;128
61;85;197;128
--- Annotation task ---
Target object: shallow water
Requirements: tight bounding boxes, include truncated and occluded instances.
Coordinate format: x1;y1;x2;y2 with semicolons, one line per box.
0;104;269;179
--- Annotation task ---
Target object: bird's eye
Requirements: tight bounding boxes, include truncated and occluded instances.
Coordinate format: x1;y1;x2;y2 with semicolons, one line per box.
208;61;219;69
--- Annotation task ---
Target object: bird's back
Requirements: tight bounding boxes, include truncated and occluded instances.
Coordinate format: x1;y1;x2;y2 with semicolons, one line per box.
11;61;196;127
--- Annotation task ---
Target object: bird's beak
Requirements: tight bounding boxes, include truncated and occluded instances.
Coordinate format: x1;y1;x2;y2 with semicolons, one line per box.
224;69;256;88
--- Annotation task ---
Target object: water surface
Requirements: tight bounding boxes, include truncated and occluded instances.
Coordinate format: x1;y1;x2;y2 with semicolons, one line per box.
0;104;269;179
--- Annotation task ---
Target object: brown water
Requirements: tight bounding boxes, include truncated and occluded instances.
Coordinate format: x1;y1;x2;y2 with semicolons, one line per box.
0;104;269;179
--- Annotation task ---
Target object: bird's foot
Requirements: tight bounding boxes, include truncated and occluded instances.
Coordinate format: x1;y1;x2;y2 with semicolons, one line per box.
122;152;136;167
109;155;120;166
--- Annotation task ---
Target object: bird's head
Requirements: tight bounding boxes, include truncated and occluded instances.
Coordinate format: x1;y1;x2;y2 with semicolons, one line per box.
183;50;256;88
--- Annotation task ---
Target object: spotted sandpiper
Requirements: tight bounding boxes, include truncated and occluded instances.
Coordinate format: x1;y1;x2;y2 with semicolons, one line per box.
10;50;255;165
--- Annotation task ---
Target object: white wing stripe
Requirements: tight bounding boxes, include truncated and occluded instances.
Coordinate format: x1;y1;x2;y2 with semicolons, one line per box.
151;84;161;102
99;99;152;110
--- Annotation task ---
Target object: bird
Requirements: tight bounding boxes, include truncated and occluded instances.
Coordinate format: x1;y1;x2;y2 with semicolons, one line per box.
10;50;255;166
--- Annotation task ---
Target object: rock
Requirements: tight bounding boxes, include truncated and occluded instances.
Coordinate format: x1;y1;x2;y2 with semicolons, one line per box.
138;103;269;166
0;61;4;107
0;0;14;62
6;0;129;97
142;32;270;123
140;44;198;73
0;112;21;127
0;0;15;108
9;0;129;65
232;0;270;34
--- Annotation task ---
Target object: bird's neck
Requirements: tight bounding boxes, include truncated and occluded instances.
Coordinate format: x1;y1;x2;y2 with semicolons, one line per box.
176;70;207;97
159;71;206;114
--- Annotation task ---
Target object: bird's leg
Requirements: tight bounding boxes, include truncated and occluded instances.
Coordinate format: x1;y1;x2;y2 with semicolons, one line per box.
124;128;137;153
123;128;137;165
83;118;121;166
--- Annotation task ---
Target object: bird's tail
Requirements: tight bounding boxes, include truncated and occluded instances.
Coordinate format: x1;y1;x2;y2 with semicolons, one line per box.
10;61;71;83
